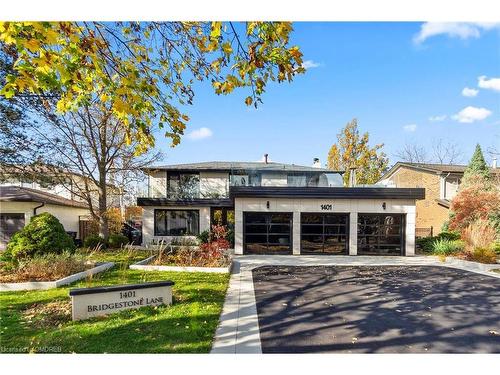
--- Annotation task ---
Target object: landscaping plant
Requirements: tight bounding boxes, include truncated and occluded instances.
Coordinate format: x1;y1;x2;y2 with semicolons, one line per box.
431;238;465;256
0;252;89;283
107;233;129;248
460;219;498;264
5;212;75;262
83;234;108;249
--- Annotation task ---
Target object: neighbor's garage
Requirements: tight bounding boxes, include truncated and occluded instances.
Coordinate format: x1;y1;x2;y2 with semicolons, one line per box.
243;212;293;254
300;213;349;255
357;213;405;255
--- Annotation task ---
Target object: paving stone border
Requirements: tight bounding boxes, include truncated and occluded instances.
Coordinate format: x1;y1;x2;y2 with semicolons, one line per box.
0;262;115;292
129;255;233;273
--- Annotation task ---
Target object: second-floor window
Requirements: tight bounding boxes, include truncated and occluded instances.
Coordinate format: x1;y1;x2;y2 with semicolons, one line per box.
229;173;261;187
167;172;200;199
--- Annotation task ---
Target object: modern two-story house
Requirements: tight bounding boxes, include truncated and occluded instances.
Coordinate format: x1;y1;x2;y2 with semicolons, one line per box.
137;157;425;256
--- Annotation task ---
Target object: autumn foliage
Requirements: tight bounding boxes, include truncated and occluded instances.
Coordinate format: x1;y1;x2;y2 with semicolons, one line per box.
449;180;500;233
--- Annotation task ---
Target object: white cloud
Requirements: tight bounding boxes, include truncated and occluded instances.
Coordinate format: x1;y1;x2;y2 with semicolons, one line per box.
413;22;500;44
302;60;321;69
403;124;417;132
462;87;478;97
429;115;447;122
478;75;500;92
452;106;492;123
186;127;213;140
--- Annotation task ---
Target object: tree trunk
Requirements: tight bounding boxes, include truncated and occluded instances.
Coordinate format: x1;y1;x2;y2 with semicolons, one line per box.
98;165;109;240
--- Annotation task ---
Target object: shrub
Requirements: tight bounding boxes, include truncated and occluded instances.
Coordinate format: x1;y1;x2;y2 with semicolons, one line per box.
83;235;107;249
108;233;129;248
5;213;75;261
436;231;461;241
462;219;497;252
416;237;435;253
170;236;199;246
197;230;210;244
432;239;465;256
466;247;497;264
449;177;500;233
492;242;500;255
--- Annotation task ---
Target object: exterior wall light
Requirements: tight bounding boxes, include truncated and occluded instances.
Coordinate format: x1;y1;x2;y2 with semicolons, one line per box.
266;200;270;209
382;202;386;210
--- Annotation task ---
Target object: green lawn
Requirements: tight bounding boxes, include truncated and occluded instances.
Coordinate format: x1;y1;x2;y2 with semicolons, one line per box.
0;251;229;353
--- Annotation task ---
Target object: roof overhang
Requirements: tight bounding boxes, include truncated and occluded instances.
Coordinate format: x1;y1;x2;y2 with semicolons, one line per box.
137;198;233;207
229;186;426;200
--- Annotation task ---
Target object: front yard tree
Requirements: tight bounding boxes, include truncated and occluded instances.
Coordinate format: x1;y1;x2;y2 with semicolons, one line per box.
0;22;304;152
327;118;389;185
38;104;162;240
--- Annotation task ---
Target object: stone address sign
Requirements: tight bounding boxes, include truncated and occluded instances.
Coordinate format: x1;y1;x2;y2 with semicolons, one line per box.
69;280;174;321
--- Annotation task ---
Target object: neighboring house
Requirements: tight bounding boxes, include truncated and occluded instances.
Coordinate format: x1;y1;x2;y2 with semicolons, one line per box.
379;162;500;236
0;186;90;250
137;157;425;256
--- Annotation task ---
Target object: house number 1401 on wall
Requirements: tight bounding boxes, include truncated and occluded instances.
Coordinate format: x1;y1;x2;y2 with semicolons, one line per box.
321;204;333;211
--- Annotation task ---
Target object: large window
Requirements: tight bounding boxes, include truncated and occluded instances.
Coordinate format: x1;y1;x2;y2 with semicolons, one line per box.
301;213;349;254
244;212;292;254
229;173;261;187
167;173;200;199
154;210;200;236
357;214;405;255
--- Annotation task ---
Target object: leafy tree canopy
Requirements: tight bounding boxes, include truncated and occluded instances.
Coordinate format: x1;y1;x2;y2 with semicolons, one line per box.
0;22;304;153
327;118;389;185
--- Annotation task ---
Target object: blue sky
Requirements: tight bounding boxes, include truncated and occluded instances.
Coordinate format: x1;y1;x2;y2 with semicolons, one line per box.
153;22;500;167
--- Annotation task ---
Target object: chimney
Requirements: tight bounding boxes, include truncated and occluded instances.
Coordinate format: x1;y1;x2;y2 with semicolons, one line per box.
312;158;321;168
349;167;357;187
264;153;269;164
493;157;497;169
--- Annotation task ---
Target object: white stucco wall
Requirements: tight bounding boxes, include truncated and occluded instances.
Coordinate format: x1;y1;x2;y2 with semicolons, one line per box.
142;206;210;245
148;171;167;198
234;197;416;256
200;172;229;198
0;202;90;249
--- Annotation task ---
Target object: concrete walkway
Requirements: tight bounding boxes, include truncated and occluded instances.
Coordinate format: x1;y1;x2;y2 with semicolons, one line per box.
210;255;500;354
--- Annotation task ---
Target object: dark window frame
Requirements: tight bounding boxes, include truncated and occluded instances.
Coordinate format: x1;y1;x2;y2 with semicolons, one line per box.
243;211;293;255
153;209;200;236
300;212;349;255
167;172;200;199
357;213;406;256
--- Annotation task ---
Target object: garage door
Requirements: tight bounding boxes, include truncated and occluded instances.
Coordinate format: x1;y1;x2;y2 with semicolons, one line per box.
244;212;292;255
301;213;349;254
357;213;405;255
0;213;25;249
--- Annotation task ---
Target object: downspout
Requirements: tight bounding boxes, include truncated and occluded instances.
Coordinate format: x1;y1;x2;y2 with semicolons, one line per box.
33;202;45;215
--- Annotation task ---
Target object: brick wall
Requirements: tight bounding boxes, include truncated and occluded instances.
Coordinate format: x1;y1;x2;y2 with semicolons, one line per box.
386;167;449;233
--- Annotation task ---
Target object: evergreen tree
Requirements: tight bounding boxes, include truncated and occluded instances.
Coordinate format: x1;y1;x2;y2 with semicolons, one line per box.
462;144;490;185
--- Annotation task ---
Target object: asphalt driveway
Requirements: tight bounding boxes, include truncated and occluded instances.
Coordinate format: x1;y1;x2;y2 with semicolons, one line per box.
252;265;500;353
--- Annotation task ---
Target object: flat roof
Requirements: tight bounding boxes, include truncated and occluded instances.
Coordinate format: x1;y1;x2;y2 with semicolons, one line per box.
229;186;426;200
143;161;341;173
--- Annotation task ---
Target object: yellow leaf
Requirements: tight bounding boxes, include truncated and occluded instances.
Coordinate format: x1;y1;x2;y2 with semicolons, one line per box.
245;96;253;106
210;22;222;39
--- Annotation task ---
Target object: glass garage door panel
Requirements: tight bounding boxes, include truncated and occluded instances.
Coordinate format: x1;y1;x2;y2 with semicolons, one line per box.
357;214;405;255
301;213;349;255
244;212;292;255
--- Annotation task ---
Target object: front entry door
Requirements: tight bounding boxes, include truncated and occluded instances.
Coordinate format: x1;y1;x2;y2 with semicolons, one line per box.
244;212;292;255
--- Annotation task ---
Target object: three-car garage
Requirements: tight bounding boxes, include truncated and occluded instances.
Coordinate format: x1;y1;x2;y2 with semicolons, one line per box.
234;186;424;257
